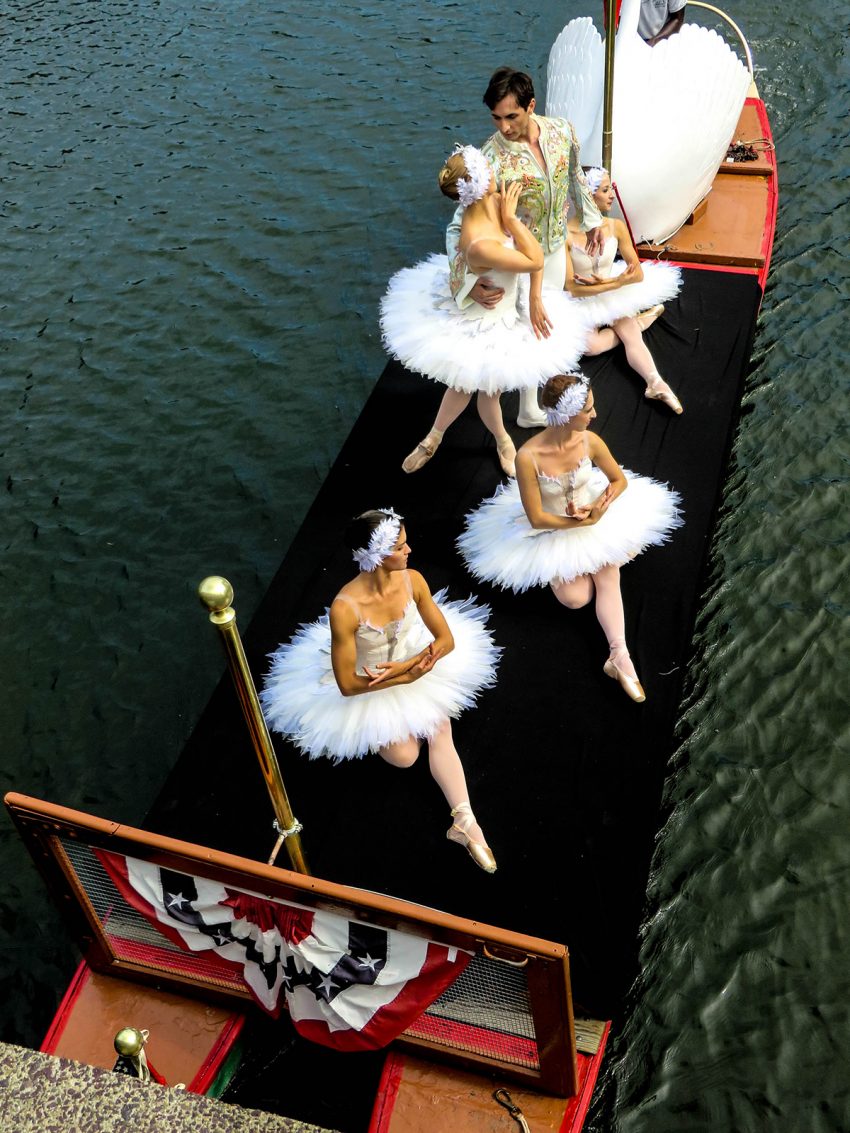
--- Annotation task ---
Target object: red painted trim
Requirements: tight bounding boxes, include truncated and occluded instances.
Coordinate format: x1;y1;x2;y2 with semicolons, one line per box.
188;1013;246;1094
560;1022;611;1133
41;959;90;1054
368;1050;407;1133
675;261;760;276
747;97;779;291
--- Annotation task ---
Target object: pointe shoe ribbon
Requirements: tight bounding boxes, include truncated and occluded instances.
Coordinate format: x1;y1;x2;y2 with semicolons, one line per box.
402;435;440;473
447;803;497;873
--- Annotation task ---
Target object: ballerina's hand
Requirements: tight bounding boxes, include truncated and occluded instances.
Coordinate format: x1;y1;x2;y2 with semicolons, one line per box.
617;263;638;285
364;661;409;687
499;179;523;226
530;295;553;339
573;273;596;286
584;226;605;257
470;278;505;308
567;503;592;521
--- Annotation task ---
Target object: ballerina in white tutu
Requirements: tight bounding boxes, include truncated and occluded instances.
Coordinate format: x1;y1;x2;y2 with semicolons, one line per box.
261;509;499;872
380;144;589;479
566;167;684;413
458;374;682;701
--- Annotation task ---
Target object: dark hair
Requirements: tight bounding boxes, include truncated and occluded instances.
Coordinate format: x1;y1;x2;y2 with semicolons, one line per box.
541;373;590;409
343;509;404;552
483;67;535;111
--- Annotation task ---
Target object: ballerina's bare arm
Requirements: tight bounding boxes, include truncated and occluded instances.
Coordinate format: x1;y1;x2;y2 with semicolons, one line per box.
562;229;639;295
408;569;454;665
612;218;644;284
464;180;543;276
329;597;431;696
516;446;597;529
585;433;628;514
363;571;453;687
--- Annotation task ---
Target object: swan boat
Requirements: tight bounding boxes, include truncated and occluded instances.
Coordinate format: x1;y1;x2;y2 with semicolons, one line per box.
4;4;776;1132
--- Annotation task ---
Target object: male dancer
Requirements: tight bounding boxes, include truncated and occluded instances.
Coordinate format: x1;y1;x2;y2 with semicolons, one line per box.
447;67;603;427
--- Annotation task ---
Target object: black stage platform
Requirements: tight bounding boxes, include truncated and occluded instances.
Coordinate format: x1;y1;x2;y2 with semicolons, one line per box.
146;267;761;1125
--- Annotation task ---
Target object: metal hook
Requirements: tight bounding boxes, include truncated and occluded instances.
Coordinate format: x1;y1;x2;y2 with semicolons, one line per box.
493;1088;531;1131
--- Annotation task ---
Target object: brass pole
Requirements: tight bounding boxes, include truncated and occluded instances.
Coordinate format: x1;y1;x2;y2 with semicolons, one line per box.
602;0;618;173
198;576;309;874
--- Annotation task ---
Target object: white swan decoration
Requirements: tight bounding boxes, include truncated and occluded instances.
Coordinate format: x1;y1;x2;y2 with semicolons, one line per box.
546;0;751;243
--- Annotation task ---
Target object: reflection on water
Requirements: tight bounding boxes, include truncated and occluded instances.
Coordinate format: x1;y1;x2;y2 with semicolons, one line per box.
1;2;847;1130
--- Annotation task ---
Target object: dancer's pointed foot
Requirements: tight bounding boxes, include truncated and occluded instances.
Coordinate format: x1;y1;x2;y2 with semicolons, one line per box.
447;803;497;873
495;435;517;478
636;304;665;332
645;376;683;415
402;431;441;473
603;649;646;703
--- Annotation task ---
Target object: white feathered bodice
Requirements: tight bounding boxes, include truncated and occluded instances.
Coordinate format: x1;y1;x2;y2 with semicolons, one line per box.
569;234;619;279
537;456;609;517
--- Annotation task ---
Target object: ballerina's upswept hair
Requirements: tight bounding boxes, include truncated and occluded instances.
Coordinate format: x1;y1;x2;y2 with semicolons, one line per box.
343;509;404;554
541;373;590;409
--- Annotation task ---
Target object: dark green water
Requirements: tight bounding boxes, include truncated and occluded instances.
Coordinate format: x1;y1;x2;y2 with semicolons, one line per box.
1;2;847;1129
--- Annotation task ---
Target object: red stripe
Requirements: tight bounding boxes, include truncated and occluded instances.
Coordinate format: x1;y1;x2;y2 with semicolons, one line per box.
368;1051;407;1133
404;1012;539;1068
294;944;471;1052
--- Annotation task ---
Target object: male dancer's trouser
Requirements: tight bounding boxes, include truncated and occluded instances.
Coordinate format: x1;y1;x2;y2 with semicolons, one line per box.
517;244;568;420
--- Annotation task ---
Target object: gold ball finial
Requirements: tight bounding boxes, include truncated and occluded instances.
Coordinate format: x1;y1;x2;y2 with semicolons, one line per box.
114;1027;146;1057
198;575;234;613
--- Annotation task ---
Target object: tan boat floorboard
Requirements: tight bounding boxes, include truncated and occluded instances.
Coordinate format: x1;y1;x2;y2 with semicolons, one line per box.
638;173;770;267
637;101;774;267
48;967;237;1087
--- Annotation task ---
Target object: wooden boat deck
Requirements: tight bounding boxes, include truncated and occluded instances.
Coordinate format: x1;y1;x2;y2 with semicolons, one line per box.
637;100;778;278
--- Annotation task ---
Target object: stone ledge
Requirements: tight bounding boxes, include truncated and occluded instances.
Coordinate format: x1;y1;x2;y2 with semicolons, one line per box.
0;1041;333;1133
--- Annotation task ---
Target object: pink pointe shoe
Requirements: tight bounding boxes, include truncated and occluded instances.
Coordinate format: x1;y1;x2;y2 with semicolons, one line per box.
644;376;683;415
447;803;497;873
402;433;441;473
636;304;665;332
603;651;646;703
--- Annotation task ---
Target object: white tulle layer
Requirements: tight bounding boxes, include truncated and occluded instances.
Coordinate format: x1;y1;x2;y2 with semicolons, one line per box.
573;260;682;326
260;593;500;762
458;470;683;591
380;254;588;394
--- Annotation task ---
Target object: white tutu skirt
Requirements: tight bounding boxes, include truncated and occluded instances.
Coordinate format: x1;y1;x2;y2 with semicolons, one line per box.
573;260;682;327
458;470;683;591
379;254;588;395
260;593;500;762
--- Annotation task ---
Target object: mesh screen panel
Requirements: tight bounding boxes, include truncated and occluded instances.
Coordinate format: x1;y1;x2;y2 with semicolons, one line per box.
404;950;539;1069
59;837;246;990
51;833;553;1076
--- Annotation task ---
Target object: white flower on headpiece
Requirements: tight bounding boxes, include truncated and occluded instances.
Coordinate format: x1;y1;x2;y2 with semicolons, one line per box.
544;376;590;426
352;509;402;572
453;144;493;209
585;166;609;194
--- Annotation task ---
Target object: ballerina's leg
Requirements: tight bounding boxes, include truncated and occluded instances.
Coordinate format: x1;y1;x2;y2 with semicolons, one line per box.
427;719;486;844
402;389;472;473
611;316;659;383
550;573;595;609
591;564;638;679
613;318;683;413
476;391;517;477
582;326;620;357
378;736;422;769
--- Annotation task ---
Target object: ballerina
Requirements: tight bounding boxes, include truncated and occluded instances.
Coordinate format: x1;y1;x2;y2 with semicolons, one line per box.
566;166;684;414
458;374;682;701
380;144;589;478
261;509;500;872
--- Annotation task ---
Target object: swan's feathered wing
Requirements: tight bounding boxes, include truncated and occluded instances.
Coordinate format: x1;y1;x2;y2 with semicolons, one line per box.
545;17;604;156
545;2;751;244
611;22;751;242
